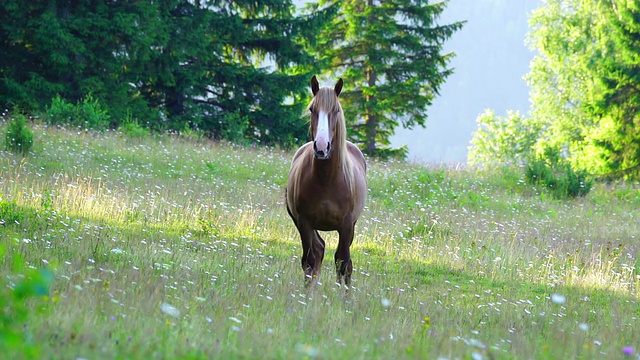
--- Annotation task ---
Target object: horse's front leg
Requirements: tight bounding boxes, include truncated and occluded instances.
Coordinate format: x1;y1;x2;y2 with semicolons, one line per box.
335;222;355;289
297;220;319;286
311;230;326;283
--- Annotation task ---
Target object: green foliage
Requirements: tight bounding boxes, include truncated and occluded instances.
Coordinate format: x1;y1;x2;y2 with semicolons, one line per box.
44;94;110;130
584;1;640;179
0;197;24;226
0;1;323;146
43;96;77;125
216;111;249;143
0;247;54;358
470;0;640;183
4;113;34;155
468;109;541;166
307;0;463;157
118;113;149;139
79;94;110;130
525;153;593;199
368;145;408;161
527;0;640;180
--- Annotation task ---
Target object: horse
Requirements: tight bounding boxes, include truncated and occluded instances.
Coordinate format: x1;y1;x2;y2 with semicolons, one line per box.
286;76;367;289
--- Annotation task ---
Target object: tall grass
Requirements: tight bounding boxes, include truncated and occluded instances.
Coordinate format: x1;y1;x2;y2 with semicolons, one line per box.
1;117;639;359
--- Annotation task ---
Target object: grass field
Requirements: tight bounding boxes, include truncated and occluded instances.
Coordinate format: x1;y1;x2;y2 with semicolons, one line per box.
1;118;639;359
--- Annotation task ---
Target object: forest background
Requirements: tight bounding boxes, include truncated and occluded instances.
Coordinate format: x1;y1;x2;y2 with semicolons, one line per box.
2;0;640;181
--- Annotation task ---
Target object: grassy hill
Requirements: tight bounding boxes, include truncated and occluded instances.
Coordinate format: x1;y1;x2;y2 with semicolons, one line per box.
1;118;639;359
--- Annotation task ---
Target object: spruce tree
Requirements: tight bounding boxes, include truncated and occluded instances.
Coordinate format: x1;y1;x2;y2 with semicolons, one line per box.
308;0;463;157
0;0;329;146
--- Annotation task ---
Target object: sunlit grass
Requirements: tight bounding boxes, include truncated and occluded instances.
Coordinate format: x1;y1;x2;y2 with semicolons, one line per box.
1;117;639;359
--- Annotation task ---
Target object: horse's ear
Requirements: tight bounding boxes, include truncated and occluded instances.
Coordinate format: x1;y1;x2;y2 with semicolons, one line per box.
334;78;343;97
311;76;320;96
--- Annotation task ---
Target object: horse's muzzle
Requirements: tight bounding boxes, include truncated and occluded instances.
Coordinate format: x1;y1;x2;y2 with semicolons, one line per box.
313;141;331;159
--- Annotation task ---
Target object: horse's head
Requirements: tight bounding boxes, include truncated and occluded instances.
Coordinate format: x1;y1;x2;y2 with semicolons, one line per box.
309;76;344;160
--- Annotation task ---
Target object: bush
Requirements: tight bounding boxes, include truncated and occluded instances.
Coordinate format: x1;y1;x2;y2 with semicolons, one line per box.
525;158;593;199
44;94;110;130
366;145;408;160
0;247;53;358
468;109;542;167
44;95;77;125
5;113;34;155
80;94;110;130
218;111;248;142
118;112;148;139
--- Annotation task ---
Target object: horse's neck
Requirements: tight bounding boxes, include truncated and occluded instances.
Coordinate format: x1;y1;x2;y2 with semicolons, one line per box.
312;146;344;179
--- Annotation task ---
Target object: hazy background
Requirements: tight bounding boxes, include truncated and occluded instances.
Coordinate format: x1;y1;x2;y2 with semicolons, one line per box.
294;0;543;164
390;0;542;164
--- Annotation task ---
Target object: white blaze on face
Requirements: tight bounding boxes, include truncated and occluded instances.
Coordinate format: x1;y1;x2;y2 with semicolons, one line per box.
314;110;331;157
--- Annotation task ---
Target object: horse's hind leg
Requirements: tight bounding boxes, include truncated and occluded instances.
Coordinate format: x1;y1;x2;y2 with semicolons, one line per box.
335;223;355;289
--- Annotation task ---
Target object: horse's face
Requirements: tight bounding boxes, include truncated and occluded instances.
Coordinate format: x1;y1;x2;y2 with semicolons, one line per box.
310;76;343;160
310;99;337;160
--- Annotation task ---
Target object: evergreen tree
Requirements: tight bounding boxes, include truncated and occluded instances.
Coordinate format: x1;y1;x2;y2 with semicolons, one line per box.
0;0;330;147
164;0;333;145
308;0;463;157
0;1;164;122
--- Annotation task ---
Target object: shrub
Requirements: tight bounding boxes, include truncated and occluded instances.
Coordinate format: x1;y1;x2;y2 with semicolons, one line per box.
44;95;77;125
44;94;110;130
5;113;34;155
525;158;593;199
468;109;542;167
0;247;53;358
79;93;110;130
218;111;248;142
368;145;409;161
118;112;148;139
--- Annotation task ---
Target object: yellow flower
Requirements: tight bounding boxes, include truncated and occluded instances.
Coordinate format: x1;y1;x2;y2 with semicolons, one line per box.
423;316;431;329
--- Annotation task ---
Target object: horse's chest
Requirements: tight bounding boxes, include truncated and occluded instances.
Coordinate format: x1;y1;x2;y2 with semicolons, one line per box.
303;197;348;230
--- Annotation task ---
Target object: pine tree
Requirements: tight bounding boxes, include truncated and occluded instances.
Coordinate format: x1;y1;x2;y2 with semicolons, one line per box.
308;0;463;157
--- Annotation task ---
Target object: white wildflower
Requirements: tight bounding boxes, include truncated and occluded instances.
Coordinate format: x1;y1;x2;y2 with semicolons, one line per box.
160;302;181;318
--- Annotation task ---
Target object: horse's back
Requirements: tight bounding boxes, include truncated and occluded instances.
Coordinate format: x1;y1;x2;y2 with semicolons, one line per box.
345;141;367;220
345;141;366;174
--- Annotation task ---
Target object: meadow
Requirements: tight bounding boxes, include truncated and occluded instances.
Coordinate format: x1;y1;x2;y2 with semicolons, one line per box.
1;117;639;359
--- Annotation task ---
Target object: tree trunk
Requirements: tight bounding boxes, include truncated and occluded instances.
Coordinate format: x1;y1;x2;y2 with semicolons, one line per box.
364;0;377;154
365;67;377;154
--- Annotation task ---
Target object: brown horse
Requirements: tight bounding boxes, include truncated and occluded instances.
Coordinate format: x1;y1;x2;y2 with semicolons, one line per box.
286;76;367;289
